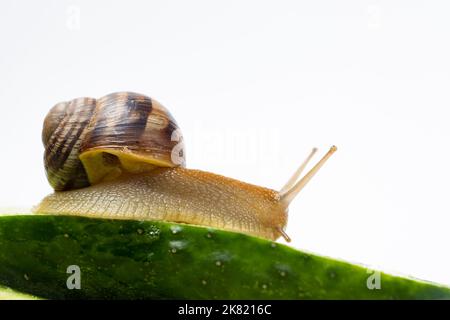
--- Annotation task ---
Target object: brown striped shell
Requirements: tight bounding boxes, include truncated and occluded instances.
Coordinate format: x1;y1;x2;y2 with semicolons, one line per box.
43;92;186;191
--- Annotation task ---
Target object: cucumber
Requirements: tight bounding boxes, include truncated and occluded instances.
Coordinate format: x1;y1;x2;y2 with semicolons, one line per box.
0;215;448;299
0;285;40;300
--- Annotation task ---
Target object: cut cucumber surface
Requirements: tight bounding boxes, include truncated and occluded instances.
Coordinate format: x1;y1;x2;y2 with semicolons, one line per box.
0;215;448;299
0;285;40;300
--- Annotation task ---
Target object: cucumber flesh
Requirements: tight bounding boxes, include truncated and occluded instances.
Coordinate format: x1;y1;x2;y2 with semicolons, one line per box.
0;285;40;300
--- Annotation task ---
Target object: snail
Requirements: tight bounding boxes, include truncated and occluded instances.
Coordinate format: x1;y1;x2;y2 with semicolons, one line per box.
34;92;337;242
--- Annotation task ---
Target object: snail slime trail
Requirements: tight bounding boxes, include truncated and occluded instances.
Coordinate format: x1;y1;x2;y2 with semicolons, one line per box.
35;92;337;242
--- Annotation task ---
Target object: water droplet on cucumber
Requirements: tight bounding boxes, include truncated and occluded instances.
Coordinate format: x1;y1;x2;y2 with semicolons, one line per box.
169;240;188;253
170;225;182;234
274;263;291;277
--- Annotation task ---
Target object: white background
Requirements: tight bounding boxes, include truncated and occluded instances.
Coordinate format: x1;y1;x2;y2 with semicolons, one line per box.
1;1;449;286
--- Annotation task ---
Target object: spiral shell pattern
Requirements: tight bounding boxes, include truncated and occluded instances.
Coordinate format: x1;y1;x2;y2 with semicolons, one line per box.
43;92;185;191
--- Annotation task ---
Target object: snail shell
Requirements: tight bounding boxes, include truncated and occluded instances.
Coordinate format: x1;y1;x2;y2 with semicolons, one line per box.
43;92;185;191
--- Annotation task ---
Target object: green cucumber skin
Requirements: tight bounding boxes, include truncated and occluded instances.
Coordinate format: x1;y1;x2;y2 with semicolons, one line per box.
0;215;448;300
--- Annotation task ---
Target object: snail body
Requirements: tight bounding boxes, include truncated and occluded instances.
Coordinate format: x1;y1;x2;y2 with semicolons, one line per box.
35;92;337;242
36;167;285;240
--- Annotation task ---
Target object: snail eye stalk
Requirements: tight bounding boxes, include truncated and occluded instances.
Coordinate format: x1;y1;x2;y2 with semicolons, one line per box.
280;148;318;194
280;146;337;207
